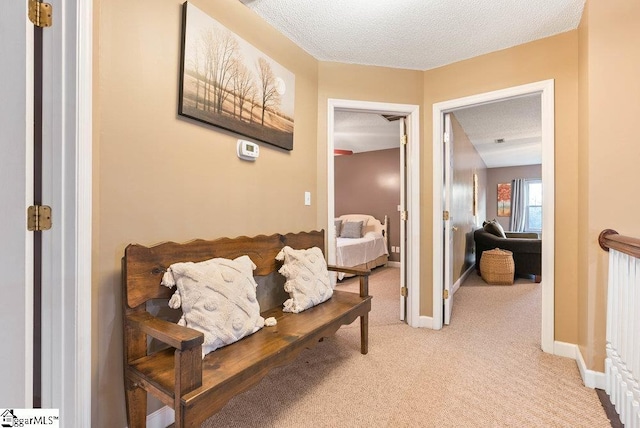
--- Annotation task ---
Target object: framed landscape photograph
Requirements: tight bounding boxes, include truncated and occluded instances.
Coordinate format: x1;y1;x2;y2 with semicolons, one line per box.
497;182;511;217
179;2;295;150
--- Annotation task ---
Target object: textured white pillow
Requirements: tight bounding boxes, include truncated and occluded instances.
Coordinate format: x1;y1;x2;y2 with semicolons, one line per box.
161;255;265;357
276;246;333;313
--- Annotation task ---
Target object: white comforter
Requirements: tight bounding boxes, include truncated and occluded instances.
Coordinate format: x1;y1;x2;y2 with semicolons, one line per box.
336;232;388;279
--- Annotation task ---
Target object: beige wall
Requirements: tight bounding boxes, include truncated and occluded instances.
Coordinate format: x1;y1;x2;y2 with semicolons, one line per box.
485;164;543;231
577;0;591;373
422;32;580;344
450;115;487;281
317;62;424;231
578;0;640;371
94;0;318;425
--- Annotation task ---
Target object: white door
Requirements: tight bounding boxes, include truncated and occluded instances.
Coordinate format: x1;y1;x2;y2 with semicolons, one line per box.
443;114;454;325
399;118;408;321
0;1;35;407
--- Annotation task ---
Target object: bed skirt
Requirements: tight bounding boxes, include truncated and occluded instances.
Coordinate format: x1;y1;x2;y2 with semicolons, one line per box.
338;254;389;280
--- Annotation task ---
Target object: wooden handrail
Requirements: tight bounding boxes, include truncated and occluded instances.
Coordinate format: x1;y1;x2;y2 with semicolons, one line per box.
599;229;640;259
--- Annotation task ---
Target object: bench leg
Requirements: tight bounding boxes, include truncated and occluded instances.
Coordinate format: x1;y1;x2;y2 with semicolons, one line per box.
124;378;147;428
360;313;368;355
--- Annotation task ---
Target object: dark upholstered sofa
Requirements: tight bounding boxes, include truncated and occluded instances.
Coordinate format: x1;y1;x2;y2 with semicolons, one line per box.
474;228;542;282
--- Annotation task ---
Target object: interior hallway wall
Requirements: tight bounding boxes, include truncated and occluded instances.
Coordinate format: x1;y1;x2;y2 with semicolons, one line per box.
422;31;579;342
451;114;487;282
578;0;640;371
94;0;319;425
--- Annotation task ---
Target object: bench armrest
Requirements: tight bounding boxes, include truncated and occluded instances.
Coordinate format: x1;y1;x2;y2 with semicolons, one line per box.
327;265;370;297
126;311;204;351
327;265;371;276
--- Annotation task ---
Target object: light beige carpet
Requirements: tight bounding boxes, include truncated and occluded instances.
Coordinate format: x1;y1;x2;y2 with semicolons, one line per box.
202;267;610;427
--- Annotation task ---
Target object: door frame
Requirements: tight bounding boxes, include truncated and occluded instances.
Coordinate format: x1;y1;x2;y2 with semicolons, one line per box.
431;80;555;353
1;0;35;407
327;99;421;327
442;113;454;325
41;0;93;424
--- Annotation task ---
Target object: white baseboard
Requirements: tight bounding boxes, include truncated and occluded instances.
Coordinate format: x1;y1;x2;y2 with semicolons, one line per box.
387;261;401;268
452;265;474;295
136;406;174;428
553;341;605;389
416;315;433;329
553;340;577;359
576;346;606;389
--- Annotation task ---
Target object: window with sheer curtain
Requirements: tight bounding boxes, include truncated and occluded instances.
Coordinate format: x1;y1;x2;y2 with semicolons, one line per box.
526;180;542;232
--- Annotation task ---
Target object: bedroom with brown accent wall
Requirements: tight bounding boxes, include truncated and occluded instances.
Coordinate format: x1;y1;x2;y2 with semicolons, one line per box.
334;148;400;262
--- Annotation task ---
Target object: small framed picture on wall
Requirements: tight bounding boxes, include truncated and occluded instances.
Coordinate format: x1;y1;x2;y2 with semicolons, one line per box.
497;182;511;217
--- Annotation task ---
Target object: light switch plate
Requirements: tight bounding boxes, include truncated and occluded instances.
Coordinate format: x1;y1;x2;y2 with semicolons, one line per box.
304;191;311;206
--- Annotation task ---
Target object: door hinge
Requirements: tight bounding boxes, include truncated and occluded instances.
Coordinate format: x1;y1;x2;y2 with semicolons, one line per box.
443;131;450;144
28;205;52;231
443;289;449;299
401;287;408;297
28;0;53;28
401;134;407;145
401;210;408;221
443;210;449;221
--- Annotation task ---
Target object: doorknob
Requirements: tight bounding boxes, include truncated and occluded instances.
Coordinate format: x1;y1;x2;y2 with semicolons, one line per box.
452;226;458;232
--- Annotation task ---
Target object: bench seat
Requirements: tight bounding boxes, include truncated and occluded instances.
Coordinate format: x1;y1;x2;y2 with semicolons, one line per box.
127;290;370;419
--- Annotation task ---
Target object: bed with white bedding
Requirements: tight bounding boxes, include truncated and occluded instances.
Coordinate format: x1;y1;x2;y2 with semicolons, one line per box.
335;214;389;280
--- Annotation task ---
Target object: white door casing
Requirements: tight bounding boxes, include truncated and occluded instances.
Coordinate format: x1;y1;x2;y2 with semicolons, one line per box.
399;118;407;321
0;0;35;407
40;1;93;424
0;0;93;424
443;114;454;325
431;80;555;354
327;99;421;327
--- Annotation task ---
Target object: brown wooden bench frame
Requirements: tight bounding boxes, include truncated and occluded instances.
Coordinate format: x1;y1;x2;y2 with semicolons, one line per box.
122;230;371;427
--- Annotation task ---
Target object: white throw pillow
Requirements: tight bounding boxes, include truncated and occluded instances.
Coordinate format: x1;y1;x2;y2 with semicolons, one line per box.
275;246;333;313
161;255;265;357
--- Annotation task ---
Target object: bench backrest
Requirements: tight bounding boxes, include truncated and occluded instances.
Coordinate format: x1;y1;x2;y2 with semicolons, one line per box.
123;230;325;312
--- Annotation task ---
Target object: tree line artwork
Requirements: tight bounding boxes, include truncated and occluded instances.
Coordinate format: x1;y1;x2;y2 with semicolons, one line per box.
179;2;295;150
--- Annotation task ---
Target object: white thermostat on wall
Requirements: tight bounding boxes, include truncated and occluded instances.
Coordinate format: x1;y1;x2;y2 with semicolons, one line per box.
237;139;259;161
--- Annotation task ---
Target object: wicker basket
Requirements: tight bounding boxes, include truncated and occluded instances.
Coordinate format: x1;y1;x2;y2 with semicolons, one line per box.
480;248;515;285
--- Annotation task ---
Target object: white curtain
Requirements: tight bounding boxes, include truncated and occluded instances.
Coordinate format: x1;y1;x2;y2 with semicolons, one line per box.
509;179;527;232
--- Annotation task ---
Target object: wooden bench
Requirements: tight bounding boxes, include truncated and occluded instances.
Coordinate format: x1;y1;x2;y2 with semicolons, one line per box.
122;230;371;427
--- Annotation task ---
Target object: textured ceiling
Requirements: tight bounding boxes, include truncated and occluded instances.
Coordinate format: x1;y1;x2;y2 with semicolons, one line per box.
452;95;541;168
334;96;541;168
334;111;399;154
239;0;585;70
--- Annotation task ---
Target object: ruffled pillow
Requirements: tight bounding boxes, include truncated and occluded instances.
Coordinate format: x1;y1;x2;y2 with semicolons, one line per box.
161;255;265;357
276;246;333;313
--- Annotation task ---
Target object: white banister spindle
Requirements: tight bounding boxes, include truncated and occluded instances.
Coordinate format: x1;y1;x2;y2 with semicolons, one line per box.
606;248;640;426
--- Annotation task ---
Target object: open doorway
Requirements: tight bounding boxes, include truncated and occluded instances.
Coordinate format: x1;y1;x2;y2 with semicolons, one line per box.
327;99;422;327
432;80;556;353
